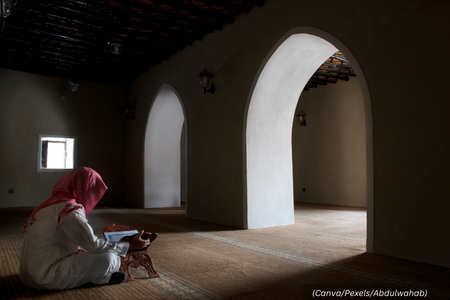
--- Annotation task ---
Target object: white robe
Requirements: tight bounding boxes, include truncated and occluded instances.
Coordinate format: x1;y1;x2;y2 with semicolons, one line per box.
20;203;129;290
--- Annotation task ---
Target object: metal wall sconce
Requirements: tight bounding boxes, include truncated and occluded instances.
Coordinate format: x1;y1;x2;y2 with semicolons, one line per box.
1;0;17;32
119;104;135;120
1;0;16;18
108;37;123;55
297;110;307;126
69;80;81;96
197;68;215;94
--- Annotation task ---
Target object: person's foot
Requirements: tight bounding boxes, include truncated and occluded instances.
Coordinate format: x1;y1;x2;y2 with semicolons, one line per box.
108;272;127;285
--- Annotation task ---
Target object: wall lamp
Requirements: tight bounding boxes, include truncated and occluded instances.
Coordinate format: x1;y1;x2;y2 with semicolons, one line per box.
69;80;81;96
1;0;16;18
119;104;135;120
108;37;123;55
297;110;306;126
197;68;215;94
1;0;17;32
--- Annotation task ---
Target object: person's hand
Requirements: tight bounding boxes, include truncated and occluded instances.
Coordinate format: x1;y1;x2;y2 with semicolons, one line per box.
128;230;150;251
142;232;158;243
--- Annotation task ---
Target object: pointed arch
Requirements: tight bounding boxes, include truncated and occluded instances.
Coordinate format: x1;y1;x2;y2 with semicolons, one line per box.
243;27;373;252
144;84;187;208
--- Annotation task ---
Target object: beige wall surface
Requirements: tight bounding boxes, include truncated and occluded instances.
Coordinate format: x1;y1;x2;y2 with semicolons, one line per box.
0;69;126;207
124;0;449;267
293;77;366;208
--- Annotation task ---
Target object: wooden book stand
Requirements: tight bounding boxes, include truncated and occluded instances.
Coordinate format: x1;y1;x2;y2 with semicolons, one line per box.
103;224;160;281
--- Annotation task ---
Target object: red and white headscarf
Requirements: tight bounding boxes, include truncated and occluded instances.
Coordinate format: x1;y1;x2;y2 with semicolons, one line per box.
23;166;108;233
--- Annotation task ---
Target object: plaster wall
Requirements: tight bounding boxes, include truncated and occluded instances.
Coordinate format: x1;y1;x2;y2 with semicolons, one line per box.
293;77;366;207
246;34;337;229
0;68;126;207
124;0;449;266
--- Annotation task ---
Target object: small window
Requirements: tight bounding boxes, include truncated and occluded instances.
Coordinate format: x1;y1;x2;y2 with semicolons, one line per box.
38;135;77;172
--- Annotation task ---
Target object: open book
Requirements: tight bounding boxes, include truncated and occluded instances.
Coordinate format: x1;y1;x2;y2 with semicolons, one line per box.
103;230;139;242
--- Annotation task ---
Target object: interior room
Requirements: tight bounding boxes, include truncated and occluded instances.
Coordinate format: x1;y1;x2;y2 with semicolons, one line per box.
1;0;449;299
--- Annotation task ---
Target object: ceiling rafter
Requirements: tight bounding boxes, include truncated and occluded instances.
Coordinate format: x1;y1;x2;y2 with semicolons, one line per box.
1;0;265;82
303;52;356;92
152;0;235;24
1;1;357;89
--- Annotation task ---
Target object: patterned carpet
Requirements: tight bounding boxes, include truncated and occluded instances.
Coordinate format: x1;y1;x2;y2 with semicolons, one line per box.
1;204;449;299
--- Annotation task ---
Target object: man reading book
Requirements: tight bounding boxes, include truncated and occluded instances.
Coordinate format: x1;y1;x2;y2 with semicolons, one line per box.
20;167;151;290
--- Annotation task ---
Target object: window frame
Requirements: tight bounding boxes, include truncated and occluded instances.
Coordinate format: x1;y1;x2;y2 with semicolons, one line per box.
37;134;78;172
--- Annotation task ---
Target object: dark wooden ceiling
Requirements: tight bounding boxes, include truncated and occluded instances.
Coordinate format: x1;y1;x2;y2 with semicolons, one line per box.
304;51;356;92
0;0;355;89
0;0;265;83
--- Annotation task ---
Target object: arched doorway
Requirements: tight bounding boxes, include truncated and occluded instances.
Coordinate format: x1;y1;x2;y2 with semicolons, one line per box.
244;28;373;252
144;84;187;208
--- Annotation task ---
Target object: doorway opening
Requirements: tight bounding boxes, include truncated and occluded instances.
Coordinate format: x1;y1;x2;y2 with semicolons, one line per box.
293;51;366;208
144;84;187;208
244;28;373;252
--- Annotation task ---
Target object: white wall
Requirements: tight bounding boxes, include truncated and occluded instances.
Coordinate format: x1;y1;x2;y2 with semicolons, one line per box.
293;77;366;207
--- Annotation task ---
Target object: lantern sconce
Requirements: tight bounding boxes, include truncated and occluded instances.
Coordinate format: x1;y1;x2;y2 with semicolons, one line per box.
1;0;17;18
1;0;17;32
108;37;123;55
297;110;306;126
69;80;81;96
197;68;215;94
119;104;135;120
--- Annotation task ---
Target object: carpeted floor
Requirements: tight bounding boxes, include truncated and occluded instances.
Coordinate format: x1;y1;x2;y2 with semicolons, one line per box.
1;203;449;299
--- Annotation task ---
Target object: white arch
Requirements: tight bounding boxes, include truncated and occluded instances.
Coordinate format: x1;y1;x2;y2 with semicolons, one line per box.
144;84;186;208
244;27;373;252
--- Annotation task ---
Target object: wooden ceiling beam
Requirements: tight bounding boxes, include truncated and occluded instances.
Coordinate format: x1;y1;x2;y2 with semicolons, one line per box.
7;14;184;60
317;66;356;77
2;30;101;54
2;33;156;73
98;0;222;31
15;1;200;48
321;61;355;73
63;0;207;40
314;71;349;81
1;45;103;68
152;0;235;24
198;0;251;13
0;48;142;82
309;78;331;85
330;54;350;64
6;18;102;48
13;4;108;35
1;0;266;83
